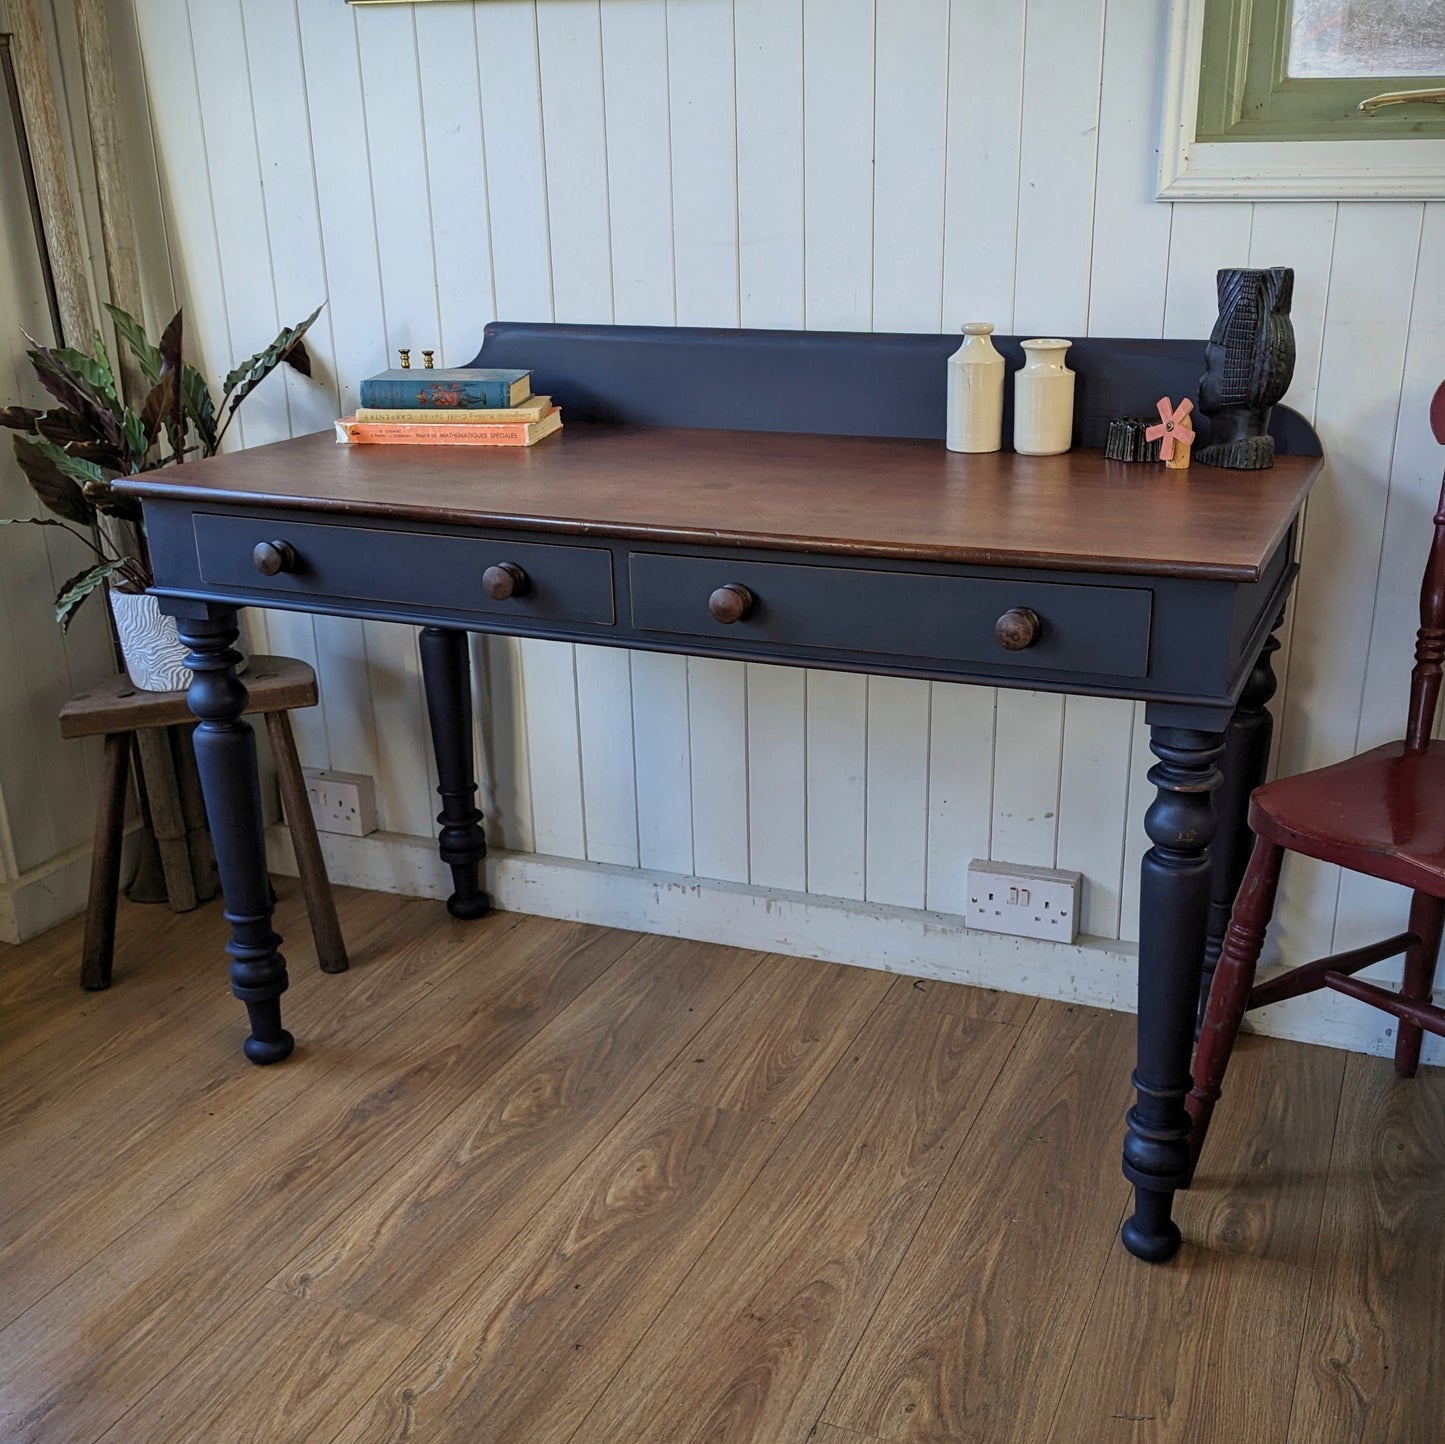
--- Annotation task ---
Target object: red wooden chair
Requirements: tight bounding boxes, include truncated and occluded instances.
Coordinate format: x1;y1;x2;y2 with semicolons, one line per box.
1189;381;1445;1165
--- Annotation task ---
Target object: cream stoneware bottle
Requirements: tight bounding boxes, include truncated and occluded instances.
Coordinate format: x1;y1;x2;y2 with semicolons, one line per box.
1013;338;1075;455
945;322;1005;453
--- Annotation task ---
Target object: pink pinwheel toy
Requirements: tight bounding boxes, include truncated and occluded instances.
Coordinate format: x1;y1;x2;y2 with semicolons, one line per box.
1146;396;1195;470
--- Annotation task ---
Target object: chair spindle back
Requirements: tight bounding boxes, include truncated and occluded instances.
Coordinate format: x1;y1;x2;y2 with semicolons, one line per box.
1406;381;1445;751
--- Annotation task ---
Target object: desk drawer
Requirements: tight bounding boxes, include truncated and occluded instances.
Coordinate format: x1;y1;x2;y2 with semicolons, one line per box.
629;552;1151;677
195;514;614;625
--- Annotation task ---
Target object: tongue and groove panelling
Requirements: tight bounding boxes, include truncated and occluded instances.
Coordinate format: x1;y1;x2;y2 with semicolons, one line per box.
101;0;1442;1055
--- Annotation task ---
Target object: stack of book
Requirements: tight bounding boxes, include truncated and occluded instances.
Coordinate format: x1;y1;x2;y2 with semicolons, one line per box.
336;365;562;447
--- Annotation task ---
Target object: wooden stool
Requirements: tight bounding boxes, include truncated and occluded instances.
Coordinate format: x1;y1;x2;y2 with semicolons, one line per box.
59;655;347;990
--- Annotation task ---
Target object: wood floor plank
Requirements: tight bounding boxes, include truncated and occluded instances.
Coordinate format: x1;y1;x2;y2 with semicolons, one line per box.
0;879;385;1134
0;897;227;1078
568;1000;1022;1444
1;884;419;1182
1042;1031;1345;1444
1285;1051;1445;1444
0;916;634;1444
885;972;1037;1027
269;934;767;1330
0;893;522;1330
5;891;1442;1444
323;955;890;1443
677;953;894;1115
94;1290;420;1444
0;910;87;1007
824;1000;1135;1443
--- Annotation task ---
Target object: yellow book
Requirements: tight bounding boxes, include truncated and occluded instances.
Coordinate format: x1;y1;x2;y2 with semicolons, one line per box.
336;408;563;447
353;395;552;424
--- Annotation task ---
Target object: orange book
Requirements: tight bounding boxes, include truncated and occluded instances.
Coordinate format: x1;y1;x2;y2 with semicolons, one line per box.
335;408;562;447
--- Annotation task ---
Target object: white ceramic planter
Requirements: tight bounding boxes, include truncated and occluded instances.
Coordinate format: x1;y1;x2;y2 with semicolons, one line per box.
945;322;1005;453
108;588;193;692
1013;338;1076;456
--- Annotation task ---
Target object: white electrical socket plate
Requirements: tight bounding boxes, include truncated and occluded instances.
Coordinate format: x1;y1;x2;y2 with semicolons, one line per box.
966;860;1083;943
302;767;379;838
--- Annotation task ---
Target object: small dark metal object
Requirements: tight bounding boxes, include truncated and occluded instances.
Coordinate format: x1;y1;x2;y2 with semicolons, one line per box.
994;606;1041;651
482;562;527;600
1196;267;1296;471
1105;417;1162;463
252;539;296;576
708;583;753;624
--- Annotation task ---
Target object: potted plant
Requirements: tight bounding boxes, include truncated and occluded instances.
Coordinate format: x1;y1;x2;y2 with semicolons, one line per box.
1;304;321;689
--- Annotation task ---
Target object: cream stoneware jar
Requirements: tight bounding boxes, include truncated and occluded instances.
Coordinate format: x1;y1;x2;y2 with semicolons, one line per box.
945;322;1005;453
1013;338;1075;456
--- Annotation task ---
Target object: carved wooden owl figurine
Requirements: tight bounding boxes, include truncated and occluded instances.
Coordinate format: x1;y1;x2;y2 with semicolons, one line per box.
1196;267;1296;471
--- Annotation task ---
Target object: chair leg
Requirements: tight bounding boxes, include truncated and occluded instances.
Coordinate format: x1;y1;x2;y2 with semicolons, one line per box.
1187;836;1284;1169
1393;891;1444;1079
266;711;348;974
81;732;132;990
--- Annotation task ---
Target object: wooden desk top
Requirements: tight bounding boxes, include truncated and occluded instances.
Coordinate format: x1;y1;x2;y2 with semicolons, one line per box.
119;425;1322;583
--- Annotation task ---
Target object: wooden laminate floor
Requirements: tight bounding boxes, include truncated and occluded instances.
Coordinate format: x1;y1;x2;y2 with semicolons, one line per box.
1;883;1441;1443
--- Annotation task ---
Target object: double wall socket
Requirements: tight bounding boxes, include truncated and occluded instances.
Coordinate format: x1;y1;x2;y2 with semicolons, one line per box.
301;767;378;837
966;860;1082;943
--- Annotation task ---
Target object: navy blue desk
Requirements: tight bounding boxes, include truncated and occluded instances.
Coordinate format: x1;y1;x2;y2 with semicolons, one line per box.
119;324;1323;1263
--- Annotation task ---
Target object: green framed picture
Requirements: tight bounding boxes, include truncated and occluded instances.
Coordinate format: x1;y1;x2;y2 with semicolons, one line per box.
1196;0;1445;142
1161;0;1445;199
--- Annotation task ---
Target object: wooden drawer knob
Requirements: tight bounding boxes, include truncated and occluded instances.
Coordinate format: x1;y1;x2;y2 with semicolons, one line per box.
995;606;1041;651
252;540;297;576
708;583;754;624
482;562;528;600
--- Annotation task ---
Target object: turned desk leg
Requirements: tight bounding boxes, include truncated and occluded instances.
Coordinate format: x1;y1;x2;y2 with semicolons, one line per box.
178;608;293;1065
419;626;490;919
1200;626;1281;1028
1121;723;1224;1262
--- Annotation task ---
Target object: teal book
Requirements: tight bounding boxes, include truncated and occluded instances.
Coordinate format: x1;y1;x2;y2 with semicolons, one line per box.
358;367;532;410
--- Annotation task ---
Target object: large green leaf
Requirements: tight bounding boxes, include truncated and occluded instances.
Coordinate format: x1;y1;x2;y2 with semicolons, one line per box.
158;309;182;383
30;436;106;490
138;370;175;452
221;304;324;412
54;560;123;632
80;475;143;524
104;303;163;385
12;436;95;525
122;407;149;463
32;408;131;476
52;338;118;404
182;364;218;455
24;347;94;418
24;342;126;450
33;408;95;445
0;405;42;432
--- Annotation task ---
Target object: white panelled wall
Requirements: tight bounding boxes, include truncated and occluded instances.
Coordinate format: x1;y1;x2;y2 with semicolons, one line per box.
10;0;1440;1060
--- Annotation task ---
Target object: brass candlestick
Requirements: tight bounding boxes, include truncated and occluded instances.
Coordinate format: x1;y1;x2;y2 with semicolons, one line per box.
398;348;411;369
423;350;435;369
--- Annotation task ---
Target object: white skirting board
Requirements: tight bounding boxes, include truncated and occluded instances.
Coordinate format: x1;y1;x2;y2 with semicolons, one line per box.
266;825;1442;1068
0;827;142;946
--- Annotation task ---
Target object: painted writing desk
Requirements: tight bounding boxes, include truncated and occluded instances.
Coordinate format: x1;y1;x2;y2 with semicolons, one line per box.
119;323;1323;1263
